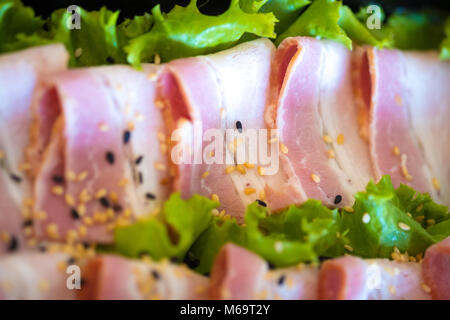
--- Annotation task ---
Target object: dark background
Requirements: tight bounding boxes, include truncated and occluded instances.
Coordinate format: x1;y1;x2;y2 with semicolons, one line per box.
22;0;450;19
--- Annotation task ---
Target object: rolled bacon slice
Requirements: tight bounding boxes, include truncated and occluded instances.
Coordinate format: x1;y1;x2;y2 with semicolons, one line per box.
28;65;169;244
319;237;450;300
209;243;319;300
319;256;430;300
0;252;77;300
0;45;69;254
265;37;374;211
79;255;208;300
158;39;285;221
421;237;450;300
354;47;450;206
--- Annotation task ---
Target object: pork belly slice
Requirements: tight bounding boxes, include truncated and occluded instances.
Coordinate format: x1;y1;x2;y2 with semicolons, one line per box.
79;255;208;300
265;37;373;211
354;47;450;206
0;45;69;254
158;39;285;221
209;243;319;300
320;237;450;300
28;65;169;244
0;252;77;300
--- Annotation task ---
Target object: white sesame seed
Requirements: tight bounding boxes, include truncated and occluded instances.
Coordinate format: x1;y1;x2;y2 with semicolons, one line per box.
362;213;371;224
398;222;410;231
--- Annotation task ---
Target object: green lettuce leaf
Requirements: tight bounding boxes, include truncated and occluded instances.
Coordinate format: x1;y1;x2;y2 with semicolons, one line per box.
119;13;153;39
341;176;450;258
440;17;450;59
338;5;391;48
0;0;45;52
111;193;219;261
7;6;128;67
190;199;345;273
125;0;277;67
383;9;446;50
276;0;351;47
259;0;311;34
276;0;390;48
48;7;127;67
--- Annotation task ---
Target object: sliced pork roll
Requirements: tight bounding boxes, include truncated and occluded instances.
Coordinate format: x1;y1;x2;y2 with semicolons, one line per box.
354;47;450;206
158;39;287;222
319;237;450;300
0;252;77;300
319;256;430;300
209;243;319;300
265;37;374;211
28;65;169;244
0;45;69;254
79;255;208;300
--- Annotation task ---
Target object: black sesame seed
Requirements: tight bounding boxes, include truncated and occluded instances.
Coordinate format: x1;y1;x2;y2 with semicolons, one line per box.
52;175;64;184
113;204;123;212
170;257;179;263
334;195;342;205
135;155;144;165
236;121;243;133
277;274;286;286
71;208;80;220
151;270;160;280
268;262;276;270
82;242;90;249
256;199;267;207
10;174;22;183
38;245;47;252
187;259;200;269
146;193;156;200
23;219;33;227
67;257;76;265
100;197;110;208
123;130;131;144
138;172;144;184
7;236;18;252
105;151;115;164
106;56;115;64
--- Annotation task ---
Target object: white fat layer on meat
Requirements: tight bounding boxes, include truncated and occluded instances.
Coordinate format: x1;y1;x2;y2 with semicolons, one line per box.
318;41;373;203
129;261;208;300
362;259;430;300
260;266;319;300
401;52;450;206
0;253;73;300
0;45;68;252
0;56;37;218
89;66;169;217
201;39;277;210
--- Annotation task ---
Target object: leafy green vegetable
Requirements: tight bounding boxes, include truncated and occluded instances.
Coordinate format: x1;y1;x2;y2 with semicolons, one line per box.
0;0;45;52
276;0;391;48
125;0;277;67
338;5;391;48
190;199;345;273
276;0;351;47
47;7;127;67
243;0;311;34
383;9;446;50
440;17;450;59
119;13;153;39
341;176;449;258
111;193;219;261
